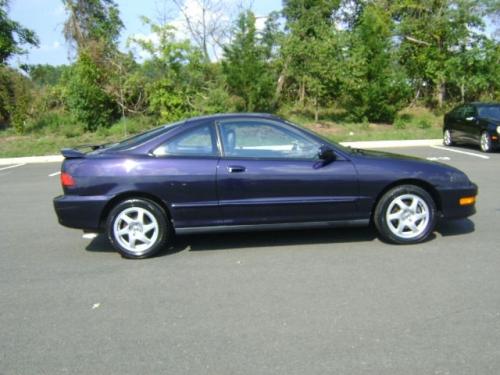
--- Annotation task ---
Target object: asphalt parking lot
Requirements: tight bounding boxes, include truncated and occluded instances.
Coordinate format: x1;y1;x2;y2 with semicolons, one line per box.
1;145;499;375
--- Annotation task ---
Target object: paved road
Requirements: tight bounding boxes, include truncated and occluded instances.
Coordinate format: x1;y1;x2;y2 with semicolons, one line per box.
1;146;499;375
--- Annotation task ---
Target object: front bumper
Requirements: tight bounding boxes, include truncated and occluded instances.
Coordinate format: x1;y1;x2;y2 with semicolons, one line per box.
53;195;109;231
438;183;478;220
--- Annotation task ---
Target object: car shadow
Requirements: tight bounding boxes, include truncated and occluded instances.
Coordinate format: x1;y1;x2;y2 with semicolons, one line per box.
85;218;474;256
180;226;377;252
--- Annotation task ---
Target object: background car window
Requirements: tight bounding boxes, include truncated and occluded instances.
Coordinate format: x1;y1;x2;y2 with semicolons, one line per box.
451;106;464;118
463;106;476;118
219;120;319;159
478;106;500;120
153;125;216;157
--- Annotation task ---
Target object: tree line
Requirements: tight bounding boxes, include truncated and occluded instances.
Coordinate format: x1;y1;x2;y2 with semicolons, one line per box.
1;0;499;134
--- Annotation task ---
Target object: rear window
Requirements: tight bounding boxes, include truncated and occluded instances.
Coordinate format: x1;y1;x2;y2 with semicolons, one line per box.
102;121;183;152
477;105;500;121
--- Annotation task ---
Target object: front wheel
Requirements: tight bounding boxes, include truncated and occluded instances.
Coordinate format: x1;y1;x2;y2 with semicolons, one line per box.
443;129;454;146
480;131;492;153
374;185;437;244
107;198;170;258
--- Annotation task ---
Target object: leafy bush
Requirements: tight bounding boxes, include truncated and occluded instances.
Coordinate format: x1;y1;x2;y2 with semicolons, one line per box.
0;66;33;133
64;51;118;131
394;117;407;129
418;119;431;129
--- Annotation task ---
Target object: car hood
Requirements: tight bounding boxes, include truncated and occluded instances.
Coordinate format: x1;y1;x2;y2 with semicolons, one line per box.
352;148;437;164
349;148;472;186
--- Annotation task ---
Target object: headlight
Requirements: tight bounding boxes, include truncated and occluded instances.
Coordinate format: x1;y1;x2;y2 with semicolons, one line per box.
497;125;500;134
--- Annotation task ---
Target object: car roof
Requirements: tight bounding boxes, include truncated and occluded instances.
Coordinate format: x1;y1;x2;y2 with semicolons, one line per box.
469;102;500;107
184;112;282;124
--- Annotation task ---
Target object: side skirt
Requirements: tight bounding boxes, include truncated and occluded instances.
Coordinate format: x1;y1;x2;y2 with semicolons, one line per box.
175;219;370;235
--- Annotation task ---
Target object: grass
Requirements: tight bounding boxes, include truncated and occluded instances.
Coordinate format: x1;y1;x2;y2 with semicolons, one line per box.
0;107;444;158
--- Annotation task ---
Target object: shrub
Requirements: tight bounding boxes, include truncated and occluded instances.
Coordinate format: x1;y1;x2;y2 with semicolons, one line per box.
418;119;431;129
64;51;119;131
394;117;407;129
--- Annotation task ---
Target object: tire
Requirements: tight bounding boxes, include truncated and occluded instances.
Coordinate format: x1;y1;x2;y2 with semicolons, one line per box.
480;131;492;153
374;185;437;244
443;129;454;146
107;198;171;259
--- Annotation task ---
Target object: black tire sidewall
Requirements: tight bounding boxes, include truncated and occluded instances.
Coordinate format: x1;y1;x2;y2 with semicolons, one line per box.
107;198;169;259
374;185;437;244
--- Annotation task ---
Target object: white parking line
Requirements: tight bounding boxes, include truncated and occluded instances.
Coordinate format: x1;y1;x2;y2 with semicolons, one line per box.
426;156;451;161
0;163;25;171
49;171;61;177
430;145;490;159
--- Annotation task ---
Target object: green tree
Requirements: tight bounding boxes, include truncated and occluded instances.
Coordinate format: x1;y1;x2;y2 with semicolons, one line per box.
393;0;491;107
222;10;276;112
0;0;38;65
62;0;123;52
0;66;33;132
129;17;207;121
343;2;410;122
64;51;118;130
281;0;343;119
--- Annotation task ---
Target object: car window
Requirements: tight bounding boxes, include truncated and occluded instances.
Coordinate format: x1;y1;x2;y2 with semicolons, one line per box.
451;106;464;119
103;121;183;152
477;106;500;121
219;120;320;159
153;124;217;157
463;106;476;118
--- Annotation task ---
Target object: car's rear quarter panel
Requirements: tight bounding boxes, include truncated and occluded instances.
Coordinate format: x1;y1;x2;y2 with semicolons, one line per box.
61;155;220;229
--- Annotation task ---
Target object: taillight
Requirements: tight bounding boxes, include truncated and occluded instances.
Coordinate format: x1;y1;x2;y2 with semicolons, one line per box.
60;172;76;187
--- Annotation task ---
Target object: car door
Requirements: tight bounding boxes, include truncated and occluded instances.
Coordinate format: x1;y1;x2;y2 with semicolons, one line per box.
447;105;465;141
151;122;222;228
461;105;479;144
216;118;360;225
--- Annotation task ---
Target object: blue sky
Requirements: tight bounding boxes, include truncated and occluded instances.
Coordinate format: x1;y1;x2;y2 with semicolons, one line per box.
8;0;282;66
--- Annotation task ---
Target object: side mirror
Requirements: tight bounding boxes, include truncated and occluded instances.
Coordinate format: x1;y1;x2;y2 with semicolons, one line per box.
318;145;336;162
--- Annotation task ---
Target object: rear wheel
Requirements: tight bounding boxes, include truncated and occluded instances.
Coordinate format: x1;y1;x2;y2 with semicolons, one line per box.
480;131;492;153
374;185;437;244
443;129;454;146
107;198;170;258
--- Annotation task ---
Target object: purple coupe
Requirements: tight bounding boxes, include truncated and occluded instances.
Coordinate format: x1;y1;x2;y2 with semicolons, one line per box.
54;113;477;258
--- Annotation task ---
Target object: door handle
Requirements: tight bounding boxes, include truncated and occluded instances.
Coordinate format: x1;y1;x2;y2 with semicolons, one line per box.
227;165;246;173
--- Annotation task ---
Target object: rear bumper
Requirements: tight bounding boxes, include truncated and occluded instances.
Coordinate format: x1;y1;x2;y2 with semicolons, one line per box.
438;183;478;220
53;195;109;231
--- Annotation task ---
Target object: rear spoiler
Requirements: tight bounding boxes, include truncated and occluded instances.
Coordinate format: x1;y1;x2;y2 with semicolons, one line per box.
61;148;86;159
61;143;104;159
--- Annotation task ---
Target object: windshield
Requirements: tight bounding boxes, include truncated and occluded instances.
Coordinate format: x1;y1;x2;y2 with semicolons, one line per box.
101;121;184;152
477;105;500;121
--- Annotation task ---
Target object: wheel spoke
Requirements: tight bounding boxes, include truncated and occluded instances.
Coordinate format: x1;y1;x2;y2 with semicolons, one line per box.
129;236;136;249
117;226;129;235
137;234;151;245
409;198;418;211
397;221;407;234
143;223;156;233
122;214;133;224
136;209;144;224
408;221;419;233
394;197;406;209
413;213;426;222
388;212;401;221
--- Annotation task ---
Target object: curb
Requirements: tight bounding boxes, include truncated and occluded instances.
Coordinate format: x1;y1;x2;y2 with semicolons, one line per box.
0;139;443;165
340;139;442;149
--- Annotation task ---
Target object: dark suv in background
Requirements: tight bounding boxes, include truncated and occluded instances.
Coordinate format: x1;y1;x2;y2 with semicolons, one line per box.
443;102;500;152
